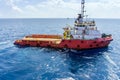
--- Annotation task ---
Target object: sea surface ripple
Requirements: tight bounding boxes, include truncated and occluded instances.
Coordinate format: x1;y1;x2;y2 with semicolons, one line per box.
0;18;120;80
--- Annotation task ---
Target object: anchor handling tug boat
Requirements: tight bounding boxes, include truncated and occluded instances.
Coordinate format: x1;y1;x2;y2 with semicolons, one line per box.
14;0;113;50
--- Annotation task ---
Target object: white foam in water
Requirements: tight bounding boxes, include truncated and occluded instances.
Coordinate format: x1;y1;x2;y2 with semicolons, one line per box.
0;40;10;45
104;54;120;80
104;54;117;67
0;41;13;50
56;77;75;80
107;66;120;80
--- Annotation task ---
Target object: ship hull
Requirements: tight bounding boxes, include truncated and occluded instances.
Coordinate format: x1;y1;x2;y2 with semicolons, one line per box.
14;34;113;50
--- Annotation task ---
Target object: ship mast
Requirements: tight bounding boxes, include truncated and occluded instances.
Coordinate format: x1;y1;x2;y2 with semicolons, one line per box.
74;0;86;26
81;0;85;20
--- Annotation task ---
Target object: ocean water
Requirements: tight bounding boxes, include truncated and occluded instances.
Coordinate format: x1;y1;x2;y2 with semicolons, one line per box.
0;18;120;80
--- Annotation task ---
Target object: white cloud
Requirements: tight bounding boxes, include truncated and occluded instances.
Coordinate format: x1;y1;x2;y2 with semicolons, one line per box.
2;0;120;18
12;5;23;13
22;0;80;18
85;0;120;18
25;5;39;12
6;0;23;13
24;0;120;18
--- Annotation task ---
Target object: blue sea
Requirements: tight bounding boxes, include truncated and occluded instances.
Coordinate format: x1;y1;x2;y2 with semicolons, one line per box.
0;18;120;80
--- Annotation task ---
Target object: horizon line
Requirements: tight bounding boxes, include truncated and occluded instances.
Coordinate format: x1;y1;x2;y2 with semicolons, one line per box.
0;17;120;19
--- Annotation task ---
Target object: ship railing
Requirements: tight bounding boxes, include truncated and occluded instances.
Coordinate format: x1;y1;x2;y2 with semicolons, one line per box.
74;21;95;26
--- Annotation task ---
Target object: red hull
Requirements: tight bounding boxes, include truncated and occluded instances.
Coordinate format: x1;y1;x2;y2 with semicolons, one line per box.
14;34;113;50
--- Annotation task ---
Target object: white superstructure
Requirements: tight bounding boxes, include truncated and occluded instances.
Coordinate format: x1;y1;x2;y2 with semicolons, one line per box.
63;0;101;40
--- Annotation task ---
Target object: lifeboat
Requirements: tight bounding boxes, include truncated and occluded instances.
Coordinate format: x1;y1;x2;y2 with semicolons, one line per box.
14;0;113;50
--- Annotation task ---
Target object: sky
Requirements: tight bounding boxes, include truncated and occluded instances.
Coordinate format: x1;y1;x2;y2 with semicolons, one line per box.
0;0;120;18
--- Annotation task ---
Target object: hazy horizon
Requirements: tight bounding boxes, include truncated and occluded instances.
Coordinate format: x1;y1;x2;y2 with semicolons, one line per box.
0;18;120;19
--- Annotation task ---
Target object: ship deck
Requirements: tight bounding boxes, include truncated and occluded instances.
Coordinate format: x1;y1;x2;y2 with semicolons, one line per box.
22;37;62;44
